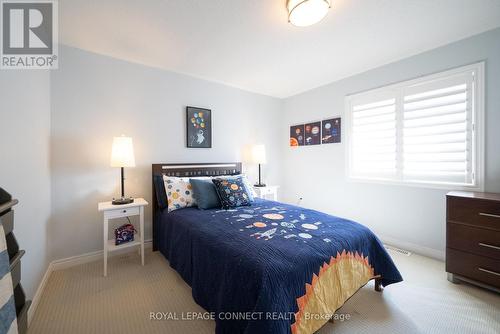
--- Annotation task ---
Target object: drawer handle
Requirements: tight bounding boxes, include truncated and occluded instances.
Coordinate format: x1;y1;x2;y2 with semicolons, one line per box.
122;210;127;213
478;267;500;277
478;243;500;251
479;212;500;219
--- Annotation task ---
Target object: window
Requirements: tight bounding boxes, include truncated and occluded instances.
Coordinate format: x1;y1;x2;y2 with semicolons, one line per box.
346;63;484;190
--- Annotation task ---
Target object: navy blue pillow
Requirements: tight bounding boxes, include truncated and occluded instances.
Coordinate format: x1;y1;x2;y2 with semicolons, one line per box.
219;175;255;202
153;174;167;210
190;178;221;210
212;177;251;209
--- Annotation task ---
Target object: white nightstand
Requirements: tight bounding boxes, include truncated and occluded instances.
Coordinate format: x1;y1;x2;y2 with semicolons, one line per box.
98;198;148;276
253;185;279;201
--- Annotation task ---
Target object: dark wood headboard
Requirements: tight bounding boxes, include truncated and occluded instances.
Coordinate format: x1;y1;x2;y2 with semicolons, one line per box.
151;162;242;251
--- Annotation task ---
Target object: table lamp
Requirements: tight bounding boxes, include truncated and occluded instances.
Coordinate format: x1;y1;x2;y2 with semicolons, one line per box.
252;144;267;187
110;136;135;205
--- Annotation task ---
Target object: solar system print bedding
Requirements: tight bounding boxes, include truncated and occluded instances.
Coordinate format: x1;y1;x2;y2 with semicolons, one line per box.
212;177;252;208
157;198;402;334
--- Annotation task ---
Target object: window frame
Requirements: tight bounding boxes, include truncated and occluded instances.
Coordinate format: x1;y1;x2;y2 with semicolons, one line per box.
345;62;484;191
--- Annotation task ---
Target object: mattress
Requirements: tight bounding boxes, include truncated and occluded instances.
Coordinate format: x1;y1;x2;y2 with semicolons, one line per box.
156;198;402;334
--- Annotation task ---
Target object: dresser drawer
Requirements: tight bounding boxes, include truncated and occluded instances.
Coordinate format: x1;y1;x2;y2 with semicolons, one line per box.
0;210;14;234
447;196;500;231
446;248;500;288
10;257;21;289
104;206;140;219
447;223;500;259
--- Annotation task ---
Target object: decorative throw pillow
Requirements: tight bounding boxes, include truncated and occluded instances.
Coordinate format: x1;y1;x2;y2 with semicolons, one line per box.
162;175;197;212
190;178;221;210
212;177;252;209
217;174;256;202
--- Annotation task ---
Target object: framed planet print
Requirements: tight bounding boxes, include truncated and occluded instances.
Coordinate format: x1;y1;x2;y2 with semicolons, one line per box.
304;121;321;145
290;124;305;147
322;118;341;144
186;106;212;148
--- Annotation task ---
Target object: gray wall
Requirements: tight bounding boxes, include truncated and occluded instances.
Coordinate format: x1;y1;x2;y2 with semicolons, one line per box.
0;71;52;298
281;28;500;259
49;45;284;260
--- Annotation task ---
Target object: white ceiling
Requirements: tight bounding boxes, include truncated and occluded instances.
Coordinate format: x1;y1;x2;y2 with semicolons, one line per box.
60;0;500;98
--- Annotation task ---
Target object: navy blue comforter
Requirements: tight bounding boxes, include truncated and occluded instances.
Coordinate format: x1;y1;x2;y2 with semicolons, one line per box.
157;199;402;334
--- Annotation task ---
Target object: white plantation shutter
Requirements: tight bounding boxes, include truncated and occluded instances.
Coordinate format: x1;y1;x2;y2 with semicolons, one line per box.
402;74;473;184
350;95;397;179
347;63;483;189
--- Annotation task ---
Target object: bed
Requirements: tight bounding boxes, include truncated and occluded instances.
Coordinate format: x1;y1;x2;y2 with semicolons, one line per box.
152;163;403;334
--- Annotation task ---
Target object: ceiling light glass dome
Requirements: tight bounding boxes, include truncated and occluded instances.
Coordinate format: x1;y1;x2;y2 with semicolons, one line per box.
287;0;331;27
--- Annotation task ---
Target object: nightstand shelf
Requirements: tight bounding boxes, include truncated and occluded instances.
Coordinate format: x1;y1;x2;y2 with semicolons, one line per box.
98;198;148;276
106;234;142;251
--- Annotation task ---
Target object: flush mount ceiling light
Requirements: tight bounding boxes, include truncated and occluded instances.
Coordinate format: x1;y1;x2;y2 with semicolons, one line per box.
287;0;331;27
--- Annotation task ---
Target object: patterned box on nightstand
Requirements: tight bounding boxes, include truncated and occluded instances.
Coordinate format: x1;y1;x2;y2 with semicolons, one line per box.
114;223;136;245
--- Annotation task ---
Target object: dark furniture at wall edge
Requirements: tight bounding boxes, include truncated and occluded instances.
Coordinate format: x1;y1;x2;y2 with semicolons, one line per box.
0;198;31;334
446;191;500;293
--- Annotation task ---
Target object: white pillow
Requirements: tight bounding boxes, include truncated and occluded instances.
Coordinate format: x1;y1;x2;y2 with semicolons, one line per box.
163;175;197;212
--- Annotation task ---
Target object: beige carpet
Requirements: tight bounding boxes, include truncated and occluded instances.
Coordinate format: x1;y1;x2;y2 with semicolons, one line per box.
29;249;500;334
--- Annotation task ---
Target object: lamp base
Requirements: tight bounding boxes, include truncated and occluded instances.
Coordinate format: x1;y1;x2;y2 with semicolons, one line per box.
112;197;134;205
254;183;267;187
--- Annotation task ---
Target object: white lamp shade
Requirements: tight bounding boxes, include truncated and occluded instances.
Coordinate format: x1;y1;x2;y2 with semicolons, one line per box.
252;144;267;164
287;0;331;27
110;136;136;167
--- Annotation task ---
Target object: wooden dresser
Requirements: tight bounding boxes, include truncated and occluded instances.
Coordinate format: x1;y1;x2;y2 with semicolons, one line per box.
0;196;30;334
446;191;500;291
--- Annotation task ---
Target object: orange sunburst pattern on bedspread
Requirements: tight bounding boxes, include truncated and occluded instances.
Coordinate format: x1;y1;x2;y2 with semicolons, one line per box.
291;250;375;334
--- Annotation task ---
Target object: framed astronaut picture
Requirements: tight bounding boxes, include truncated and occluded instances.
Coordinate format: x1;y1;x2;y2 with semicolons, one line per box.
186;106;212;148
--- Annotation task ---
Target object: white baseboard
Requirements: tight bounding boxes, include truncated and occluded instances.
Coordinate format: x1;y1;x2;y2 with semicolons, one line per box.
50;240;152;271
28;261;53;325
380;234;445;261
28;239;153;326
